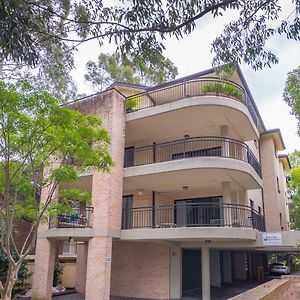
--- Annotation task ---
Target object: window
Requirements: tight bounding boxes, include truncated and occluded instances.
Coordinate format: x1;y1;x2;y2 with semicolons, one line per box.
277;177;280;193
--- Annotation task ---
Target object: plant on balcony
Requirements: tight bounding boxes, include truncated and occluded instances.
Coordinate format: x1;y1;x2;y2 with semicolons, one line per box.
202;81;243;101
126;94;142;112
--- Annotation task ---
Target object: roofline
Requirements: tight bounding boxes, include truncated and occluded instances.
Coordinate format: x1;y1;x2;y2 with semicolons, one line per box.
144;67;217;92
278;154;292;170
106;81;148;90
66;87;126;106
236;65;266;132
265;128;286;150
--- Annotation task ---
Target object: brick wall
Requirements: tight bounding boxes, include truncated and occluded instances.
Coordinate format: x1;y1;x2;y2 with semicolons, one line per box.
111;241;170;299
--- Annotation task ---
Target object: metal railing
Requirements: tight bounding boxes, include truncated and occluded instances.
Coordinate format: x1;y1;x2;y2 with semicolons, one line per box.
124;136;261;177
122;203;265;231
125;77;259;127
49;206;94;228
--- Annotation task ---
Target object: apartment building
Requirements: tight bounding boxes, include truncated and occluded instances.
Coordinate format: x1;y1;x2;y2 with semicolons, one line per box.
31;66;295;300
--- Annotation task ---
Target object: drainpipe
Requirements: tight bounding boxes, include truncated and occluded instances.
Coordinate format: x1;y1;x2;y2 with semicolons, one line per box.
152;191;156;228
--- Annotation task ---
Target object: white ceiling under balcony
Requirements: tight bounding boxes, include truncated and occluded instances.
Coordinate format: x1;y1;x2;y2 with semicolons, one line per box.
125;96;259;146
123;157;262;194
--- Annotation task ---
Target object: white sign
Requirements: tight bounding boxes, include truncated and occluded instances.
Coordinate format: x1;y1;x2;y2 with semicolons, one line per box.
106;256;112;263
263;233;282;246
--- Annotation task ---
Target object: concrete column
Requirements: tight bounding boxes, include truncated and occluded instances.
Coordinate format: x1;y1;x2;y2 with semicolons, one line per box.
75;242;88;293
32;239;58;300
220;125;229;157
222;182;231;226
202;247;211;300
85;236;112;300
170;247;182;299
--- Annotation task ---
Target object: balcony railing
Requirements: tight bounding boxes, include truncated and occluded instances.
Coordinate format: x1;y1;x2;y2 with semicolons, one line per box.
49;206;94;229
122;203;265;231
124;136;261;178
126;77;259;127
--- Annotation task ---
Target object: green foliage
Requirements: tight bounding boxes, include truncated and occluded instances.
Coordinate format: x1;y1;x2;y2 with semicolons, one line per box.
0;81;113;297
53;260;64;286
126;95;142;111
0;250;30;295
202;81;243;101
284;66;300;135
287;151;300;229
85;53;178;91
2;1;300;73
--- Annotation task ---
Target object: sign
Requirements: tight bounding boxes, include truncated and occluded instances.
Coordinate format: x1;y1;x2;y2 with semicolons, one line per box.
106;256;112;263
263;233;282;246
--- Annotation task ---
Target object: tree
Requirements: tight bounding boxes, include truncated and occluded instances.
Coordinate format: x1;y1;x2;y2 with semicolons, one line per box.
0;0;83;102
2;1;300;75
84;53;178;91
287;150;300;229
284;66;300;135
0;81;113;299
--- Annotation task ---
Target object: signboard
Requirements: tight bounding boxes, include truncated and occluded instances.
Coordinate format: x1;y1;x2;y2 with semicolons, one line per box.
106;256;112;263
262;233;282;246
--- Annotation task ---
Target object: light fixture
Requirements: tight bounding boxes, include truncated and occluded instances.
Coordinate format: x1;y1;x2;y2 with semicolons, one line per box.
69;237;74;243
184;134;190;139
182;186;189;190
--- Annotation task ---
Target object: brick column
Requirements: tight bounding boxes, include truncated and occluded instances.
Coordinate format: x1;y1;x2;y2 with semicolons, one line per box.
85;237;112;299
32;239;58;300
75;242;88;293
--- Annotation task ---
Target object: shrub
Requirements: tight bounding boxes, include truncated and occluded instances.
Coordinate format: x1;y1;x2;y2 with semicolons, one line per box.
126;95;142;111
53;260;64;286
202;81;243;101
0;250;31;295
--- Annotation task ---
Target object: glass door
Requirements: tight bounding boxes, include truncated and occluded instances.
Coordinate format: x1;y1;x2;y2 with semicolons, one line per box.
122;195;133;229
175;197;221;226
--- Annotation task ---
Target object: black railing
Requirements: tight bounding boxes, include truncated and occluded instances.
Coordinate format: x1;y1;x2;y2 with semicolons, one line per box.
124;136;261;177
125;77;259;127
49;206;94;228
122;203;265;231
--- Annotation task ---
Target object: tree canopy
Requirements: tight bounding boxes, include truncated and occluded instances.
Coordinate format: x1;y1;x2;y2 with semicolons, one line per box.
0;81;113;299
287;150;300;229
284;66;300;135
1;1;300;75
84;53;178;91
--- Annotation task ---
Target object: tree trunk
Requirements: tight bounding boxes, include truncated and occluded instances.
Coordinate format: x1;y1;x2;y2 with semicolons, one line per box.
0;263;20;300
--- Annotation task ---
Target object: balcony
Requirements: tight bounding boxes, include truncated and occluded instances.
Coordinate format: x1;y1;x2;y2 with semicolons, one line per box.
125;78;261;144
124;136;261;178
49;206;94;229
122;203;265;232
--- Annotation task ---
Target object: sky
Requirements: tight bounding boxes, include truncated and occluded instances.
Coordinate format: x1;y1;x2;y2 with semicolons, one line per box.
71;2;300;154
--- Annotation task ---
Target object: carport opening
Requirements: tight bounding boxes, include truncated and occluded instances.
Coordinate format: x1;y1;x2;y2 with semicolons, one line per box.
182;249;202;293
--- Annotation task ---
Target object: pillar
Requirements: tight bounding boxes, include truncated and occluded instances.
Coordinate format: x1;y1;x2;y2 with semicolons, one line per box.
32;239;57;300
220;125;229;157
75;242;88;293
222;182;231;226
85;237;112;300
202;247;210;300
170;247;182;299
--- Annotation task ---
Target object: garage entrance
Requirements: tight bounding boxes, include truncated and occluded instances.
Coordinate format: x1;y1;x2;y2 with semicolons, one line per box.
182;249;202;293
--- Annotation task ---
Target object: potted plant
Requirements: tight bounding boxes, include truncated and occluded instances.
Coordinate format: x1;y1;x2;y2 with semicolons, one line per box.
202;81;243;102
126;95;142;112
